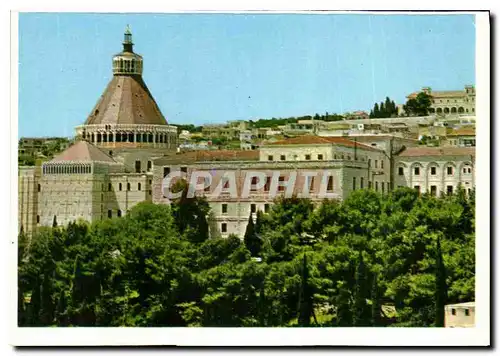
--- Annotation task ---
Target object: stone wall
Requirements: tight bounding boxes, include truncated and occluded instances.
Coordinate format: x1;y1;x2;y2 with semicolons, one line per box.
18;166;41;234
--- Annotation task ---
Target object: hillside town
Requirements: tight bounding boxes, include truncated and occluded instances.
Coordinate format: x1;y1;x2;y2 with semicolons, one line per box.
17;25;476;330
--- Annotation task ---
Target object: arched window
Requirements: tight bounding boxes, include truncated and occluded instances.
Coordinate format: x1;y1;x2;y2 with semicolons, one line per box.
127;183;131;191
119;183;122;191
138;183;141;191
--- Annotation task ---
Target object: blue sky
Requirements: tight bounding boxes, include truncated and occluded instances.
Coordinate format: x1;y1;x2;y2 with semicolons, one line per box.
18;13;476;137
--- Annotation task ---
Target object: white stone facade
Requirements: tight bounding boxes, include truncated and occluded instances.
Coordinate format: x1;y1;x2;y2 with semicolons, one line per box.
394;150;475;196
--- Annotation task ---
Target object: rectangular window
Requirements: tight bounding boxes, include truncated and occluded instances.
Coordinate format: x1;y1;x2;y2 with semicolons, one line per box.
305;154;311;161
181;166;187;173
353;177;356;190
369;181;372;189
222;204;228;214
360;177;364;189
264;204;270;213
278;176;285;191
381;160;384;169
108;210;112;218
163;167;170;177
414;185;420;194
135;160;141;173
375;181;378;191
317;154;323;160
147;161;152;171
280;155;286;161
251;204;256;213
251;177;258;191
398;167;404;175
375;160;378;168
431;166;437;175
36;215;40;223
368;159;372;167
264;177;271;191
268;155;273;161
381;182;385;193
414;167;420;175
447;166;453;175
221;223;227;233
465;309;470;317
447;185;453;195
430;185;437;196
452;308;456;316
327;176;334;192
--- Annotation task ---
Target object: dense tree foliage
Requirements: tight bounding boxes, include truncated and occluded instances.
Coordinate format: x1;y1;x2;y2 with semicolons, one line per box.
369;97;398;118
403;92;433;117
249;112;344;129
18;187;474;327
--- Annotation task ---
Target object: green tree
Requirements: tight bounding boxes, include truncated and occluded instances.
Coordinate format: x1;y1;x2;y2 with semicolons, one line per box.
371;272;382;326
244;213;261;257
353;252;371;326
298;254;314;326
434;237;447;327
403;92;432;116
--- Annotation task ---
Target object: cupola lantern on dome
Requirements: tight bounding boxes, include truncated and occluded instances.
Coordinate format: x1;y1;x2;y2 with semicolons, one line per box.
112;25;143;75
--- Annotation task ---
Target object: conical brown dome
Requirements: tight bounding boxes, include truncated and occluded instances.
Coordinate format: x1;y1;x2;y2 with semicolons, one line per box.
85;74;168;126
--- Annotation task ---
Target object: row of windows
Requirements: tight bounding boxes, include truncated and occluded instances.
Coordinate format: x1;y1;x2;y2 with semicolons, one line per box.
43;165;92;175
451;308;471;317
266;154;384;166
221;203;272;215
268;154;324;161
399;165;473;176
83;131;173;144
410;185;472;196
352;178;390;192
107;182;147;192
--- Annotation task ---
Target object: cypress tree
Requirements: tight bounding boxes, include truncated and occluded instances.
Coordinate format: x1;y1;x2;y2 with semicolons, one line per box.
353;252;371;326
435;237;448;327
371;273;382;326
373;103;380;118
55;291;69;326
40;272;55;325
244;213;260;257
380;102;385;118
255;210;264;235
298;254;314;326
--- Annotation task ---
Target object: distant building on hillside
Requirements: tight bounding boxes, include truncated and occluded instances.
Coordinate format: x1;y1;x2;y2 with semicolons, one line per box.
345;111;370;120
405;85;475;115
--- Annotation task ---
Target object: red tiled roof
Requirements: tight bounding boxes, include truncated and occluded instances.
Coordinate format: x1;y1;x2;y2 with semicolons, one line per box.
85;75;168;126
50;141;116;163
398;147;475;157
266;135;382;151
